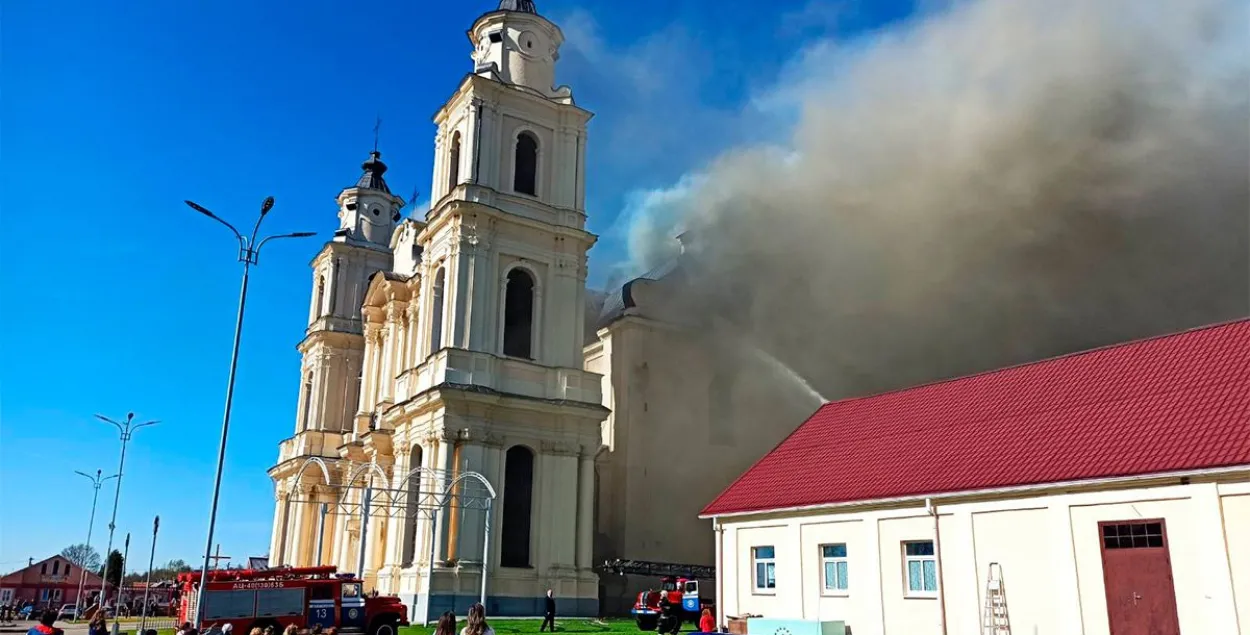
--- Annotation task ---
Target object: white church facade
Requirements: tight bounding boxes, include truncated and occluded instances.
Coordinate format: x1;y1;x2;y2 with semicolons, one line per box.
266;0;814;620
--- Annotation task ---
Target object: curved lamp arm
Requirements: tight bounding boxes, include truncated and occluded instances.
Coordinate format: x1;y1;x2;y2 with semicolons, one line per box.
186;200;245;249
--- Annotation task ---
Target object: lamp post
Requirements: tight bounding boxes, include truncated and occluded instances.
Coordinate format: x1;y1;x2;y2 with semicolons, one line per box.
74;469;118;618
185;196;315;628
96;413;159;610
140;516;159;635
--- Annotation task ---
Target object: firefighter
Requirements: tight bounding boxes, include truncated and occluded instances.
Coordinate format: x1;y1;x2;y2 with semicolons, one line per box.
657;592;680;635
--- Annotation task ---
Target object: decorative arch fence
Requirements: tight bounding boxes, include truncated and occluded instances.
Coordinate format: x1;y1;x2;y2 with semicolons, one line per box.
282;456;497;625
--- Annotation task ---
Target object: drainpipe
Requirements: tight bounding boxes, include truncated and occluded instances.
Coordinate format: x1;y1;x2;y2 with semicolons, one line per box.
926;498;948;635
713;518;724;630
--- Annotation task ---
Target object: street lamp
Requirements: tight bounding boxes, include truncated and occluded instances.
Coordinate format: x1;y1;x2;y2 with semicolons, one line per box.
74;469;118;617
96;413;159;610
185;196;315;628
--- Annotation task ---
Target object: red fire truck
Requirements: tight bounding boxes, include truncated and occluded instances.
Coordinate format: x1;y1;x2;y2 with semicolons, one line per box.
599;559;715;631
176;567;408;635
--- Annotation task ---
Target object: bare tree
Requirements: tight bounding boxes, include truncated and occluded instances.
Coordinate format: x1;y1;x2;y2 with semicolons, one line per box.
61;544;102;571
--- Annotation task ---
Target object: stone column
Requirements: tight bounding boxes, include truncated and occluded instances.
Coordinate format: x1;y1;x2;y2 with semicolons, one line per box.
268;488;288;567
360;326;379;415
406;302;420;371
431;435;453;562
575;447;595;569
287;485;310;566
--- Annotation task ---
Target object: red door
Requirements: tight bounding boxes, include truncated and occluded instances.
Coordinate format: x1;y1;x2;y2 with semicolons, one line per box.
1098;520;1181;635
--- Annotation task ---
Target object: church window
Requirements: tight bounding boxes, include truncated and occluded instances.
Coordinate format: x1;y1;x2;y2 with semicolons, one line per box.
300;372;314;431
503;268;535;359
500;445;535;567
429;268;447;356
448;131;462;193
514;132;538;196
402;444;424;566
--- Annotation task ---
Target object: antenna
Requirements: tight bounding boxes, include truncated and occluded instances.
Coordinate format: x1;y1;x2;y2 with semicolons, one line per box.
372;115;382;153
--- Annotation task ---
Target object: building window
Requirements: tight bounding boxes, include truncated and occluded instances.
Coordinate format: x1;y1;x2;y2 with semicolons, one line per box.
65;564;71;577
821;544;848;592
1102;522;1165;549
429;267;446;356
904;541;937;595
752;546;776;592
448;131;462;193
502;268;535;359
41;562;47;575
513;131;538;196
52;561;59;575
500;445;535;567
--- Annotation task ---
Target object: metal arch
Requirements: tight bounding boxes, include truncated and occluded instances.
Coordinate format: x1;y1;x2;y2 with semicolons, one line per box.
339;461;394;505
443;470;497;500
288;456;335;496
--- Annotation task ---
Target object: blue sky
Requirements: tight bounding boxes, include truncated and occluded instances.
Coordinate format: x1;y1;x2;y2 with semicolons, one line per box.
0;0;914;572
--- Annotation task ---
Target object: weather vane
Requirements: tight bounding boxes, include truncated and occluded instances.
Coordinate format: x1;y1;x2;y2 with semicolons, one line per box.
373;115;382;153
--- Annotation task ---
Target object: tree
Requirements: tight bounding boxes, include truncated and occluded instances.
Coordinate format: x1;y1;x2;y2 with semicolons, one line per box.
100;550;124;588
61;544;102;571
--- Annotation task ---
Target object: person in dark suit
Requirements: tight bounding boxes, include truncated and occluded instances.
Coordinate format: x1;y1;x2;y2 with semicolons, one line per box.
540;589;556;632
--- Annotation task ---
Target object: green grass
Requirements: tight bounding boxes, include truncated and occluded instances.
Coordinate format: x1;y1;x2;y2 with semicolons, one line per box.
398;618;638;635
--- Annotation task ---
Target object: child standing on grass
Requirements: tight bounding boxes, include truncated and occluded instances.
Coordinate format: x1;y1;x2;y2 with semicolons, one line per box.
460;603;493;635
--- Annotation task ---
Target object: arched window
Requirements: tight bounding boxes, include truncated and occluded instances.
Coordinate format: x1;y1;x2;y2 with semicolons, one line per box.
429;268;446;356
402;444;424;566
448;131;462;194
514;131;538;196
500;445;535;567
503;268;535;359
300;372;315;431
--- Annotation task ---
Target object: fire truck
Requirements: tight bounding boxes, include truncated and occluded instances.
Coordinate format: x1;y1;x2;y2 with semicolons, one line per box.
599;559;716;631
176;567;408;635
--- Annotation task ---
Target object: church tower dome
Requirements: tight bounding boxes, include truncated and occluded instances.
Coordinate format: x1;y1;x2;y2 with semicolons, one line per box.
334;149;405;247
469;0;566;97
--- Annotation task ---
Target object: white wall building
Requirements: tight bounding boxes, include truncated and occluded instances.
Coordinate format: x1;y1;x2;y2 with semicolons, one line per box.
266;0;815;621
703;319;1250;635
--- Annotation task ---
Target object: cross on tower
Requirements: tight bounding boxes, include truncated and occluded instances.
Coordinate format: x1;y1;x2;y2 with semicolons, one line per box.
372;116;382;153
207;544;232;570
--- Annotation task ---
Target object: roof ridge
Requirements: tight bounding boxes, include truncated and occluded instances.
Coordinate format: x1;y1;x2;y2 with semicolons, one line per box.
701;316;1250;517
818;316;1250;409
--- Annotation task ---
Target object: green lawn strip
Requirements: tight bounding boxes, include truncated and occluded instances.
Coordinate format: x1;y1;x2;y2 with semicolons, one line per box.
399;618;636;635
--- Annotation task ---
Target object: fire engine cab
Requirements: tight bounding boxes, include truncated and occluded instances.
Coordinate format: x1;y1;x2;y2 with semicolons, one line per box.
177;567;408;635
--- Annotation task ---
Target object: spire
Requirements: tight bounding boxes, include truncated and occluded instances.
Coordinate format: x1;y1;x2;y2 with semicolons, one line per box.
355;151;391;194
497;0;537;13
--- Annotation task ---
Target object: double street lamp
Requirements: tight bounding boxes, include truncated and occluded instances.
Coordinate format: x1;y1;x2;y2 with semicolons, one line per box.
185;196;314;628
95;413;159;609
74;469;118;617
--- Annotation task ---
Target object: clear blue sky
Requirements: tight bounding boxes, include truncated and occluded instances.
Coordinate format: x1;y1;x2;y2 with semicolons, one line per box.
0;0;912;573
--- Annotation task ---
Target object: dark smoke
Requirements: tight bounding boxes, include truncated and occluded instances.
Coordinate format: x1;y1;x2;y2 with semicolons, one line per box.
624;0;1250;399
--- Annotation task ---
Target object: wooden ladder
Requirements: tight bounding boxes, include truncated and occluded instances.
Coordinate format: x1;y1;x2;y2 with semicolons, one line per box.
982;562;1012;635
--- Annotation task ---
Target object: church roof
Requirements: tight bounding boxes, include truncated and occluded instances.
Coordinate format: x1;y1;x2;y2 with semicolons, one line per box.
354;151;392;194
701;318;1250;517
497;0;538;13
594;256;685;330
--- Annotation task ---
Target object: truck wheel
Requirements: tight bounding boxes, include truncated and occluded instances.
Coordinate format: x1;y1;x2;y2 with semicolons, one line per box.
636;616;658;631
370;617;399;635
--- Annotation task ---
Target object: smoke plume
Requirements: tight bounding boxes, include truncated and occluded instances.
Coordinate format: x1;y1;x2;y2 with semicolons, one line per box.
623;0;1250;400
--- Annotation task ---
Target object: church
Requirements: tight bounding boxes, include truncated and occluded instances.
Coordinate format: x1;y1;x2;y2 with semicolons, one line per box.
265;0;813;620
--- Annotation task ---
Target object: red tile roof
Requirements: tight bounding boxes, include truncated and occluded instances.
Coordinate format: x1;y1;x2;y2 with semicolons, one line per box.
702;319;1250;517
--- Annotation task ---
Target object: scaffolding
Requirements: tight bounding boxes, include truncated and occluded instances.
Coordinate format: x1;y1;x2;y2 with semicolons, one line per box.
280;456;497;626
